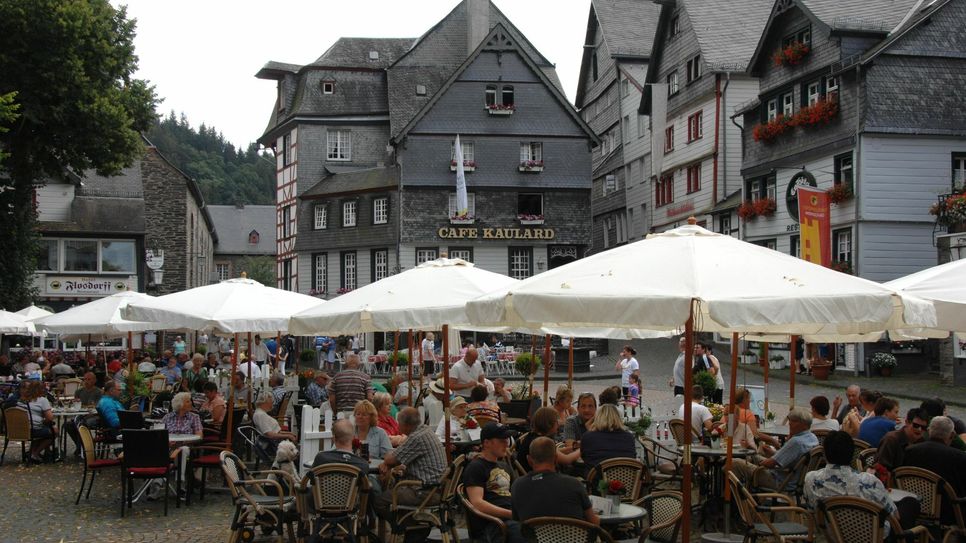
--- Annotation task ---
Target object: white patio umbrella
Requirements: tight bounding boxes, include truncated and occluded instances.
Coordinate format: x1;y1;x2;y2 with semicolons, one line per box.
885;258;966;333
15;305;53;321
466;222;937;543
0;310;35;334
34;290;159;338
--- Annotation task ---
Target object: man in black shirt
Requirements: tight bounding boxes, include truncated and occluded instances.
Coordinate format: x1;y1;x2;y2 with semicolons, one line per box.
463;423;524;543
511;436;597;524
902;416;966;525
312;419;370;474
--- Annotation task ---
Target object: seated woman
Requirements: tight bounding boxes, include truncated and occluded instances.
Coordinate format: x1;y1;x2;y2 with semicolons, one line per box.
252;394;297;455
717;387;766;449
810;395;840;431
354;399;393;459
162;392;203;437
579;404;636;469
553;385;577;428
374;392;406;447
465;384;500;422
516;407;580;471
436;396;469;439
19;380;56;463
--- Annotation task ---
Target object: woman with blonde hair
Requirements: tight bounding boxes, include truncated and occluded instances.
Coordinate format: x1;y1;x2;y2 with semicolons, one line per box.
19;380;56;462
353;399;393;459
579;403;636;468
373;392;406;447
553;385;577;427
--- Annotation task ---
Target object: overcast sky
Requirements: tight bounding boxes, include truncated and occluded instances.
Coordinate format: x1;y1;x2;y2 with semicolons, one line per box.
115;0;590;149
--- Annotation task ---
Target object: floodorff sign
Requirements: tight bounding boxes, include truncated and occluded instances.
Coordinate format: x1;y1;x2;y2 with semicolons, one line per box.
44;276;135;296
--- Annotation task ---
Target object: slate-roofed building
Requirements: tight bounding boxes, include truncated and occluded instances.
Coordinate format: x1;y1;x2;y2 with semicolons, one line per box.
32;144;216;310
575;0;662;251
640;0;771;237
256;0;596;306
736;0;966;376
208;204;277;282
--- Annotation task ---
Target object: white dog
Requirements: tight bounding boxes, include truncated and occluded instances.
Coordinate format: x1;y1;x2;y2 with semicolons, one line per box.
270;439;299;496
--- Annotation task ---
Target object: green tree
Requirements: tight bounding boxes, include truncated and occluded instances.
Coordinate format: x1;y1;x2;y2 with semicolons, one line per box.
0;0;158;310
0;91;18;164
238;256;277;287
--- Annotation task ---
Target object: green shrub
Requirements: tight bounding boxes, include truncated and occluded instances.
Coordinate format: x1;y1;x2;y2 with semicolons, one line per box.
300;349;316;363
388;351;409;366
195;345;207;355
514;352;542;376
693;371;717;400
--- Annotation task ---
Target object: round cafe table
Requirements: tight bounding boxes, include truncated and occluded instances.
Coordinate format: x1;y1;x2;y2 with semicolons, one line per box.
598;502;647;525
51;407;95;460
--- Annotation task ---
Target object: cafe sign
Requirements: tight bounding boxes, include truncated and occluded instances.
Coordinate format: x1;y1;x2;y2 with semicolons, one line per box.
44;275;136;297
437;226;556;240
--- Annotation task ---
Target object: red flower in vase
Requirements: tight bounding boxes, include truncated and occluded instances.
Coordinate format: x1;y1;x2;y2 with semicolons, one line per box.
872;463;890;486
352;437;362;450
465;418;479;429
607;480;625;495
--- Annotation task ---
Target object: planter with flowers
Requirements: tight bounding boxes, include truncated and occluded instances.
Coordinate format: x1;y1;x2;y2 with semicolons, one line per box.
790;98;838;129
871;352;898;377
772;41;810;67
485;103;515;115
450;160;476;172
752;115;790;143
337;287;353;295
828;183;853;205
517;214;545;225
599;479;626;510
930;192;966;228
308;288;325;298
450;213;475;225
738;200;758;221
519;160;544;173
829;260;853;275
753;198;777;218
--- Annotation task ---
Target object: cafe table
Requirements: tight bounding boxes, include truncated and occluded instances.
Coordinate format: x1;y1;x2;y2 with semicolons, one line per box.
51;406;95;460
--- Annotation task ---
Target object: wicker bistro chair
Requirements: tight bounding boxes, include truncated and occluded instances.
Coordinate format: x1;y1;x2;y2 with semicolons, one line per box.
637;490;683;543
304;463;369;543
522;516;616;543
1;406;31;465
638;435;684;490
817;496;930;543
751;451;811;498
587;457;648;503
458;483;507;543
855;448;878;472
75;424;121;504
894;466;944;528
220;451;298;543
727;471;814;542
384;460;462;543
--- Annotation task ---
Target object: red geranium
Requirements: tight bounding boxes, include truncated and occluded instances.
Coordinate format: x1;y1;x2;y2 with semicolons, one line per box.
772;41;810;66
608;480;625;494
737;200;757;220
352;438;362;450
752;198;777;217
465;418;478;429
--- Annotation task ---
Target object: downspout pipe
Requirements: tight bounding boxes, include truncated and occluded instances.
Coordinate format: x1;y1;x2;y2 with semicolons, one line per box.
713;75;721;205
721;72;731;202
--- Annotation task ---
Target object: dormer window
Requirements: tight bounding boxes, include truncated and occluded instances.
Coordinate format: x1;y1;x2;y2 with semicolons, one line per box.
501;86;514;108
485;84;516;114
248;230;260;244
783;26;811;48
322;81;334;94
669;15;680;38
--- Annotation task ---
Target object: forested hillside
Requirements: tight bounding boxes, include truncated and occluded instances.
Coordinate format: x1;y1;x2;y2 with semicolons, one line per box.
146;112;275;205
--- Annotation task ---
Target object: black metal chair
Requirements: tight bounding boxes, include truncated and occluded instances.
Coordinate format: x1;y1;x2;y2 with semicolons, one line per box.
118;409;145;430
236;424;274;469
120;429;181;517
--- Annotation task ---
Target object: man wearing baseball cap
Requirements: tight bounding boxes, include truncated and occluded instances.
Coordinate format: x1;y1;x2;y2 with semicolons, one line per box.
463;422;524;543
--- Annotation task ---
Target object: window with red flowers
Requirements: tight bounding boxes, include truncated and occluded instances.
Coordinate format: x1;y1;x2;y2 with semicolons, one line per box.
664;125;674;153
656;174;674;207
687;163;701;193
687;111;703;142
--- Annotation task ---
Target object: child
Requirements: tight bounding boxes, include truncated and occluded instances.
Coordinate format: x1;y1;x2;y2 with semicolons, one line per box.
624;374;641;407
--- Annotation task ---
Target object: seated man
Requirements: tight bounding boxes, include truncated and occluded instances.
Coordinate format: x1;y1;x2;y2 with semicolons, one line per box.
252;395;297;456
75;372;103;407
677;385;712;443
804;431;896;533
463;423;524;543
312;419;379;493
732;407;817;492
158;356;182;386
96;380;125;438
857;397;900;447
902;416;966;525
269;373;287;414
511;436;598;525
875;408;926;472
304;372;329;408
376;407;448;543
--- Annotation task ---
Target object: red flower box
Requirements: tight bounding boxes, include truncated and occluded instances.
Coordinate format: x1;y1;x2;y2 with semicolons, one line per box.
738;200;757;220
752;198;776;217
828;184;852;204
772;41;810;67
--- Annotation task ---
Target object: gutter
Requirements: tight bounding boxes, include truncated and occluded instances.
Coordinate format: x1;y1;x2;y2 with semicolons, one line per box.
713;75;721;204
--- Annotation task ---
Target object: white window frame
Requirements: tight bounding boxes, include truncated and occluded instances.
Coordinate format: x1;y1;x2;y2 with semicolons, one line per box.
750;180;761;201
782;93;794;116
667;72;679;95
767;99;778;121
448;193;476;217
322;81;334;94
508;248;532;280
835;229;853;263
314;254;327;293
342;252;356;291
326;130;351;161
416;248;438;265
373;250;388;282
373;197;388;225
670;15;680;37
687;111;703;142
766;178;777;201
826;75;838;95
520;142;543;163
216;263;230;282
835;153;854;187
342;201;357;227
314;204;327;230
664;125;674;153
451;141;474;163
449;248;472;262
954;155;966;187
637;115;646;139
46;238;136;274
719;215;731;235
807;81;821;106
686;55;702;83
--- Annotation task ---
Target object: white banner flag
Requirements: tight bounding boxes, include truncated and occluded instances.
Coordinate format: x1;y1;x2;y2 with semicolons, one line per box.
650;84;668;179
454;134;469;217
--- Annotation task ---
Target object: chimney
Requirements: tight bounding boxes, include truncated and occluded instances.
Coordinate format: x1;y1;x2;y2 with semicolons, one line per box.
466;0;489;56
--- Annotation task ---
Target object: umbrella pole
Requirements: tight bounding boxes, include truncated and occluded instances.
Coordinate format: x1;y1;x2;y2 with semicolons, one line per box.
417;331;424;391
276;330;282;375
247;332;253;409
392;331;400;374
542;334;551;406
789;335;798;410
724;332;740;537
227;332;238;449
763;342;769;418
127;331;135;400
568;338;574;391
442;324;451;462
681;305;695;543
406;329;413;407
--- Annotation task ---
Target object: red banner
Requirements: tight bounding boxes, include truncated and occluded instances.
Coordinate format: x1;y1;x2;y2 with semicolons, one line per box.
797;186;831;267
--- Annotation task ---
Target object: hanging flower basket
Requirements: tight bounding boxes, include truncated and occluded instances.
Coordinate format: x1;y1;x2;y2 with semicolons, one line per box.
752;198;777;217
930;193;966;226
772;41;810;67
828;184;853;204
450;213;475;224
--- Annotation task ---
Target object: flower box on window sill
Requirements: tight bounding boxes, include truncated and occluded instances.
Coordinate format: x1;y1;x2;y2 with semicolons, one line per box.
450;216;475;225
450;161;476;172
307;289;326;298
336;288;353;295
485;104;515;115
772;41;810;67
519;162;544;173
518;215;545;225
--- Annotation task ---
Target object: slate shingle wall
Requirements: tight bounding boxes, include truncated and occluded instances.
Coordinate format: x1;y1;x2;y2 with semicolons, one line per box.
295;192;397;252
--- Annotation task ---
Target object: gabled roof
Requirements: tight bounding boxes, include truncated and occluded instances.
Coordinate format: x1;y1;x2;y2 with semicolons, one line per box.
390;22;598;145
301;166;399;199
686;0;773;72
859;0;954;64
387;0;563;139
310;38;416;69
747;0;921;72
574;0;661;109
208;205;276;256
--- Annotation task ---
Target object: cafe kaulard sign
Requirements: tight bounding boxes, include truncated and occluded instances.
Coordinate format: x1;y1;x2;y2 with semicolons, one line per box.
437;226;556;240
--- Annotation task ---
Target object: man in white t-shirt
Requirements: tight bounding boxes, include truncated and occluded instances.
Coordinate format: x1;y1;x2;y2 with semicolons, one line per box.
251;335;271;369
678;385;713;443
450;347;484;399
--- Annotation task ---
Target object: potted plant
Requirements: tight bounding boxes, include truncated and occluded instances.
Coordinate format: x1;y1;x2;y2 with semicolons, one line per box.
628;414;652;436
769;354;785;369
772;41;810;66
811;360;832;380
513;353;542;399
694;371;717;401
741;348;757;365
387;351;409;368
598;479;626;510
828;183;853;205
871;352;898;377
